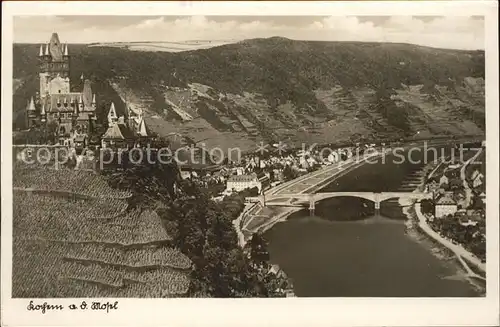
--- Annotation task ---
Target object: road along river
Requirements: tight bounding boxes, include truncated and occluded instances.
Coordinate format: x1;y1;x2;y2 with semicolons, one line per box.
262;143;485;297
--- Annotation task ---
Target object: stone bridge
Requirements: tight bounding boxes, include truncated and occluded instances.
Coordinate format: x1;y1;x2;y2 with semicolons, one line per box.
256;191;432;215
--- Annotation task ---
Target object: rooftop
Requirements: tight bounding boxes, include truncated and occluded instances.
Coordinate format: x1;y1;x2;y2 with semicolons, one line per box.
102;123;136;140
436;194;457;205
228;174;258;183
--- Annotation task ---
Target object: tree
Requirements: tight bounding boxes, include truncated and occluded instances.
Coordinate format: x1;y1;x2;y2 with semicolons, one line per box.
282;165;298;182
248;233;270;266
420;199;435;215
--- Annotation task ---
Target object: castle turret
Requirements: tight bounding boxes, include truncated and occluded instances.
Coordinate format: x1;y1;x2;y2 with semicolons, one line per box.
26;97;38;129
73;99;79;118
41;104;46;123
27;96;36;112
39;45;44;57
107;102;118;125
78;95;84;111
45;43;49;56
64;43;69;56
91;94;96;110
137;117;150;137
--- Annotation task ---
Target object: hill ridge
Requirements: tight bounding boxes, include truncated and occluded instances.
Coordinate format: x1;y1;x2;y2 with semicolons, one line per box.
13;37;485;150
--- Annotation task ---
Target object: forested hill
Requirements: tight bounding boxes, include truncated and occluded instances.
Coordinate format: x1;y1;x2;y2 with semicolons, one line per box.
13;37;485;149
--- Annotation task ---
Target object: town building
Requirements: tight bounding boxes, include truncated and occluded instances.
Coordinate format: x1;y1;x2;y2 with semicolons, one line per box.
226;173;262;193
434;193;458;218
26;33;98;141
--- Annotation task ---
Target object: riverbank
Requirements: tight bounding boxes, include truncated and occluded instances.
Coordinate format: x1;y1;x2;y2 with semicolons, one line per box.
233;204;255;247
402;161;486;284
414;203;486;277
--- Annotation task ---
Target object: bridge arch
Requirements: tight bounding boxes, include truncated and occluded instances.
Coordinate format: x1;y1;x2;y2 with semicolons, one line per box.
313;192;378;204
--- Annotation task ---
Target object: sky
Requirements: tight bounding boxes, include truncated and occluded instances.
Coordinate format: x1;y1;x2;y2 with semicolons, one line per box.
13;15;485;50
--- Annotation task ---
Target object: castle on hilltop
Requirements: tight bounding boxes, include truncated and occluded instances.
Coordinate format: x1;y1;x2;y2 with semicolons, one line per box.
24;32;154;149
26;32;97;138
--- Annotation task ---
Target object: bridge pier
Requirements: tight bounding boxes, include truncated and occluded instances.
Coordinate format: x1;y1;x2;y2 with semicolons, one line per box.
374;201;380;216
309;196;315;217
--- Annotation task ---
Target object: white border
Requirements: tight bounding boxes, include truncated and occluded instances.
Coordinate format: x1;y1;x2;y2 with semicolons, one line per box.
1;2;499;327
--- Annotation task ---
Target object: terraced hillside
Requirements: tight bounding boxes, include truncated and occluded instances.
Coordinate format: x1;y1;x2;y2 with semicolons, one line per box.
13;37;485;150
12;167;192;298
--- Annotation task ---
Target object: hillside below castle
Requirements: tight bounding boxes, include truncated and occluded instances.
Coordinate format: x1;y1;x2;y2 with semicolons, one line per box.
13;37;485;150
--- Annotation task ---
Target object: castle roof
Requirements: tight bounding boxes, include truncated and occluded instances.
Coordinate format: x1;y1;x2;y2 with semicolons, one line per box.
48;33;64;61
108;103;118;120
102;123;136;140
137;117;150;137
44;93;86;112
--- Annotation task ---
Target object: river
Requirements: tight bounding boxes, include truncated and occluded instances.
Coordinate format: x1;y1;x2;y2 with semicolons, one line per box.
264;144;484;297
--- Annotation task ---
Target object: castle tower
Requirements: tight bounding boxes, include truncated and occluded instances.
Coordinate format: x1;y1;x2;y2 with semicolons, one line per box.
39;33;70;98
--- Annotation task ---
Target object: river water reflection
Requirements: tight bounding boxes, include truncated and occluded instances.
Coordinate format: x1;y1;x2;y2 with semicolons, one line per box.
264;146;483;297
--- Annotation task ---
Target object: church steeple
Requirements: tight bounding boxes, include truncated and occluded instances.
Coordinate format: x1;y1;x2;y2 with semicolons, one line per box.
39;45;44;57
64;43;69;56
45;43;49;56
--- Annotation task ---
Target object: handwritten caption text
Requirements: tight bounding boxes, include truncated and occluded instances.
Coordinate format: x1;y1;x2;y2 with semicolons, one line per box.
27;300;118;314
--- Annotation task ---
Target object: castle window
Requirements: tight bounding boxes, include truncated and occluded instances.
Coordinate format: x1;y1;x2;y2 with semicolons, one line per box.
58;90;61;93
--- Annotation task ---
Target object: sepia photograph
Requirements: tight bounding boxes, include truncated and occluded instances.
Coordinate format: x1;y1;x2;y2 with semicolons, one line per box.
1;1;499;327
